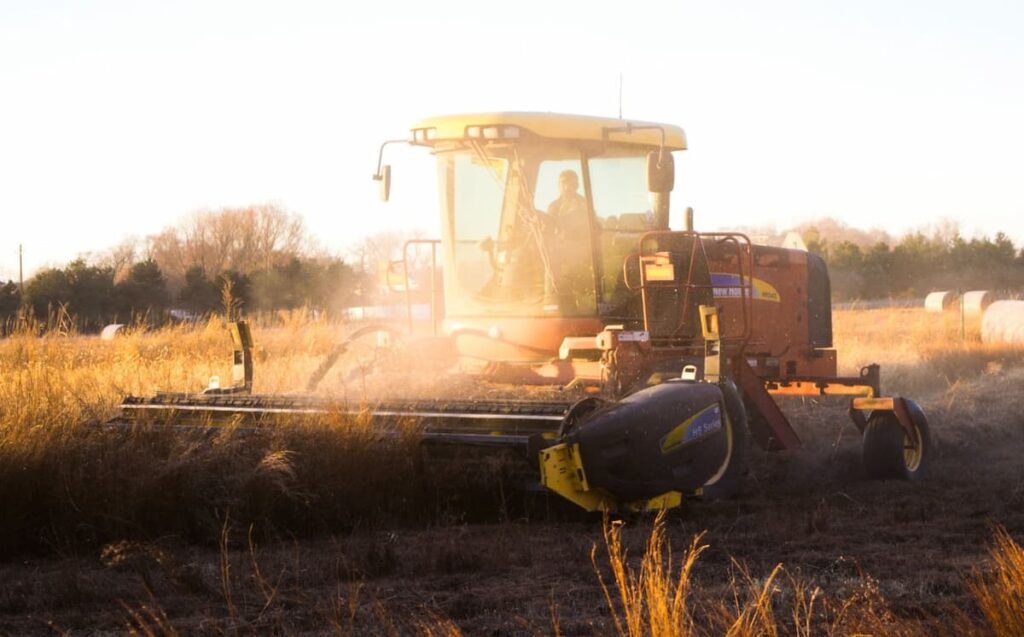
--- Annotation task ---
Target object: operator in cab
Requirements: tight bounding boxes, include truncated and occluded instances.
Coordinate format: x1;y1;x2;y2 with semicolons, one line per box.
544;169;594;313
547;170;588;222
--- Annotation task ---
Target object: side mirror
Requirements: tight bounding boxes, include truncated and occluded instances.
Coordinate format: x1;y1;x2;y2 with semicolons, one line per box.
646;150;674;193
374;165;392;202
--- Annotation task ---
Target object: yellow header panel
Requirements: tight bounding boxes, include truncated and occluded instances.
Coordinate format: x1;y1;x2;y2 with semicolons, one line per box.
411;112;687;150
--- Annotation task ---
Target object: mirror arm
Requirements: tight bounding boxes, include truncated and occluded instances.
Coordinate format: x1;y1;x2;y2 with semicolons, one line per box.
373;139;408;180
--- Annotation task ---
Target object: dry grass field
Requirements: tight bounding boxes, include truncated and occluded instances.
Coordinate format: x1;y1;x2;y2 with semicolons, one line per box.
1;307;1024;634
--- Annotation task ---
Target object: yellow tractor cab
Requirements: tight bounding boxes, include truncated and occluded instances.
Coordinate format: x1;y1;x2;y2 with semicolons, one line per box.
376;112;697;361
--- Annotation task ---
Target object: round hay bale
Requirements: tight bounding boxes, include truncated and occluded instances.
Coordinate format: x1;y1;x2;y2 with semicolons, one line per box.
924;290;956;313
962;290;995;319
100;324;125;341
981;301;1024;344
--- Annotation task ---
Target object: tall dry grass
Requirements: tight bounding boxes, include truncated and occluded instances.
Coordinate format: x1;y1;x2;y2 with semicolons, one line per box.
594;513;835;636
969;527;1024;637
2;306;1024;632
833;307;1024;395
593;514;1024;636
0;312;521;556
593;513;705;637
830;306;1024;455
94;507;1024;635
2;305;1023;555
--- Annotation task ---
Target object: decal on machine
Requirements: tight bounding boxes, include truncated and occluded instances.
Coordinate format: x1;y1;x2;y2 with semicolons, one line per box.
659;403;723;454
711;273;781;302
617;331;650;343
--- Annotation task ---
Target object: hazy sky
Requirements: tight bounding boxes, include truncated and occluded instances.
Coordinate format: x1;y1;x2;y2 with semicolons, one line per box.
2;0;1023;280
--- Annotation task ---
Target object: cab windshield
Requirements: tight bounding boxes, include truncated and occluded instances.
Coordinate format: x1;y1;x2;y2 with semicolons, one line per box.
437;139;654;318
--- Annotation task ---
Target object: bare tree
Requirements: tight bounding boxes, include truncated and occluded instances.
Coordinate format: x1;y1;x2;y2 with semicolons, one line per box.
104;237;141;283
147;204;309;288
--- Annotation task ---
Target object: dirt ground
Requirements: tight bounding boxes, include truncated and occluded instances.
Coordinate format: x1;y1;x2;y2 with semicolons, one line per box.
1;362;1022;636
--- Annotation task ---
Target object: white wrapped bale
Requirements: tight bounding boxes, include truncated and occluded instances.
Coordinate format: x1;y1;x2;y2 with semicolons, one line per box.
981;301;1024;344
962;290;995;319
100;324;125;340
924;291;956;313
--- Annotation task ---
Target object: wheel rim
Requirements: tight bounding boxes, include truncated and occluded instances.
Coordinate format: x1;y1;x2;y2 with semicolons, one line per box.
903;424;923;472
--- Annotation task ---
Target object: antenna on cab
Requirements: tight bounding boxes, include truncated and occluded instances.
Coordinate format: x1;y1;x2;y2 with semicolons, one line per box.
618;72;623;119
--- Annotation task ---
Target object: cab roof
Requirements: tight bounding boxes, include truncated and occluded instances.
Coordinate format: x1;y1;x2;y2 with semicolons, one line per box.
410;112;687;150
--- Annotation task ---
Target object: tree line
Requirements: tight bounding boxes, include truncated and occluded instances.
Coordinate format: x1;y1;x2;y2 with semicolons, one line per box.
1;205;367;332
5;210;1023;330
801;223;1024;300
0;256;361;331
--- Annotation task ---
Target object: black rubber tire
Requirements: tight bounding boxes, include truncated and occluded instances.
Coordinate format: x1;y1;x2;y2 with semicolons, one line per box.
862;400;931;481
701;380;749;499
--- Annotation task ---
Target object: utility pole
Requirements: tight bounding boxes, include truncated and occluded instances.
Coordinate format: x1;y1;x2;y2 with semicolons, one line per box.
18;244;23;291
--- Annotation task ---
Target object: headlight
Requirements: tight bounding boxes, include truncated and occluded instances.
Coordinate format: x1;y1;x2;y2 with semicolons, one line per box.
410;127;437;143
465;125;523;139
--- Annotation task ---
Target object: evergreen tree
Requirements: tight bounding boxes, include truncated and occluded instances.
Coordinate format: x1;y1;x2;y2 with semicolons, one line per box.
25;268;71;320
116;259;169;321
0;280;20;319
177;266;220;315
